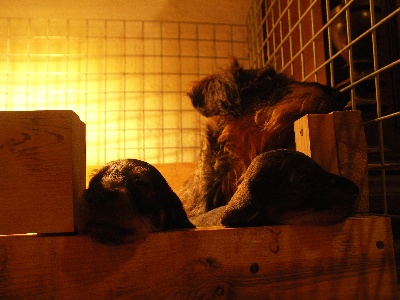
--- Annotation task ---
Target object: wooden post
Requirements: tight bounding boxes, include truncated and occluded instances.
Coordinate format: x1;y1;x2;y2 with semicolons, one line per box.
1;112;396;299
294;110;369;212
0;217;397;299
0;110;86;234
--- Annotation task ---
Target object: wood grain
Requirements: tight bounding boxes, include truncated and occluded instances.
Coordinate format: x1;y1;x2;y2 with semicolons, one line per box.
0;216;397;299
0;110;86;234
294;111;368;212
294;113;339;174
331;110;369;212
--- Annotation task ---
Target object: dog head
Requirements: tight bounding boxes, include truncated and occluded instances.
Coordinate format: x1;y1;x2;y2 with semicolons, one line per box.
187;58;243;117
221;150;359;226
78;159;193;245
187;58;348;119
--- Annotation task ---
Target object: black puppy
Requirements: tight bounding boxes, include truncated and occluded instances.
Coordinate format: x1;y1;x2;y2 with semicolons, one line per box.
78;159;194;245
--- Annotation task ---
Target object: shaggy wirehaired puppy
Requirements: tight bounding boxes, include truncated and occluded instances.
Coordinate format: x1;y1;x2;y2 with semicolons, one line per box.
79;58;358;244
179;58;349;218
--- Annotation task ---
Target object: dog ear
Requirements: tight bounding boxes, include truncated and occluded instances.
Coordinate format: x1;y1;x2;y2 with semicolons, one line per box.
220;152;277;227
161;188;195;229
223;150;359;227
220;182;264;227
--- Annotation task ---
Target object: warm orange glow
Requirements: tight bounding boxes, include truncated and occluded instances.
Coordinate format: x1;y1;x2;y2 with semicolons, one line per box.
0;233;38;237
1;18;248;167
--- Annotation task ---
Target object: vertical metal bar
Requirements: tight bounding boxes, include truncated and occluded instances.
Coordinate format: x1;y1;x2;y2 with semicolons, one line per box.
270;2;275;68
66;20;69;110
141;21;145;162
288;2;294;76
278;0;284;71
46;19;50;110
160;21;164;163
85;20;89;160
5;19;10;110
264;0;269;67
297;0;305;79
179;22;184;161
123;20;127;161
178;22;183;162
325;0;336;87
104;20;108;164
26;19;31;110
344;0;356;110
259;3;262;67
369;0;387;215
310;1;318;81
247;9;253;67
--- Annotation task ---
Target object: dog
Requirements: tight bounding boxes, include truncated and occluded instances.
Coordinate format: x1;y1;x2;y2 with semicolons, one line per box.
78;59;358;245
179;58;349;217
77;159;193;245
220;149;358;227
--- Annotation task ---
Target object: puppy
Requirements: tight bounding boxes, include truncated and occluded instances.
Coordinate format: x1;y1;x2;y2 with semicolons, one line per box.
221;150;359;227
179;58;349;218
78;159;194;245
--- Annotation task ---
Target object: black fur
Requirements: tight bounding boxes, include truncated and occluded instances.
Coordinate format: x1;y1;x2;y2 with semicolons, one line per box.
78;159;193;245
221;150;359;227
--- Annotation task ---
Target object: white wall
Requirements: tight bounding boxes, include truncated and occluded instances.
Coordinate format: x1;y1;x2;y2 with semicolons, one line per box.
1;0;252;24
0;0;251;166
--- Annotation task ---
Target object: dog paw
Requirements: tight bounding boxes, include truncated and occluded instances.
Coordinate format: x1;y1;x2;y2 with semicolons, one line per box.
221;150;359;227
77;159;194;245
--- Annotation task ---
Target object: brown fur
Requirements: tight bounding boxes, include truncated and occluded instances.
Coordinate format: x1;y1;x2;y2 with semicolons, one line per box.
180;59;348;217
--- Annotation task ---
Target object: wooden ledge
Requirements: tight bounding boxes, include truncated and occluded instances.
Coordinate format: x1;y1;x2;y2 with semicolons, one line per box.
0;216;398;299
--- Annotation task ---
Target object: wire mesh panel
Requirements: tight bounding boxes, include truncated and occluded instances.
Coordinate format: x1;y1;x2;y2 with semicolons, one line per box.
0;18;248;167
247;0;400;216
247;0;328;82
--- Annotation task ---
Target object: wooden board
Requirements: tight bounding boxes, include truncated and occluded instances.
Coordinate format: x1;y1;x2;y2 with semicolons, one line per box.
294;111;368;212
0;216;397;299
153;162;197;193
0;110;86;234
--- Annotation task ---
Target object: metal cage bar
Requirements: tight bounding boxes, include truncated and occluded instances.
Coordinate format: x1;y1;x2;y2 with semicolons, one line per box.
0;18;249;166
247;0;400;217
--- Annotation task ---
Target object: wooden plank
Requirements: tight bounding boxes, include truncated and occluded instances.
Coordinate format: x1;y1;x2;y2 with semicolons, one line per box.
0;110;86;234
0;216;397;299
294;111;368;212
294;114;339;174
332;110;369;213
153;162;197;193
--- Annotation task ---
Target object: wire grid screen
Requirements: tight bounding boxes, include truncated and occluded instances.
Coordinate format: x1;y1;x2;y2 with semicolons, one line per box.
247;0;328;82
247;0;400;216
0;18;248;167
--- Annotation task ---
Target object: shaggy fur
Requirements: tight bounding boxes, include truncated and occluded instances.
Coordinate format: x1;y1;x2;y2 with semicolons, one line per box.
179;58;349;217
